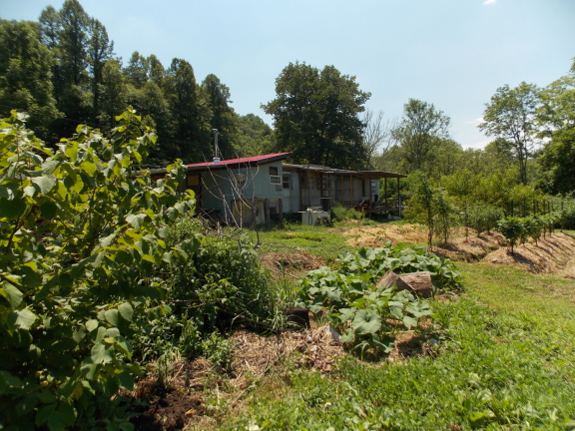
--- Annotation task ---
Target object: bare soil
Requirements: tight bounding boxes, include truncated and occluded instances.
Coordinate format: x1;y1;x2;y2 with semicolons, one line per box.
259;252;326;278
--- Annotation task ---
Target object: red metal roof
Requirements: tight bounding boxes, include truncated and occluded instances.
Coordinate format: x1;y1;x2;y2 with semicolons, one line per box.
185;152;292;168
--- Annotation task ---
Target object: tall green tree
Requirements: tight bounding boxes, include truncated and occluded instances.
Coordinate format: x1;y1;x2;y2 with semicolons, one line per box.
38;0;92;138
165;58;209;162
478;82;540;185
97;59;129;130
537;74;575;194
86;18;114;126
392;99;451;173
201;73;238;159
123;51;149;89
0;19;61;134
235;113;274;157
263;62;371;170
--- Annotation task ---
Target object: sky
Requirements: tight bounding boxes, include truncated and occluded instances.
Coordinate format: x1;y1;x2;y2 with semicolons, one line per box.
2;0;574;150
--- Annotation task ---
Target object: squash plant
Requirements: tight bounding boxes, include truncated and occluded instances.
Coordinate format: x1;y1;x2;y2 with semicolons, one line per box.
298;245;458;358
0;111;195;430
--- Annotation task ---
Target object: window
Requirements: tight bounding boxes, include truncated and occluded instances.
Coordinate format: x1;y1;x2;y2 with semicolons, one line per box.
282;174;291;189
270;175;281;184
269;166;278;175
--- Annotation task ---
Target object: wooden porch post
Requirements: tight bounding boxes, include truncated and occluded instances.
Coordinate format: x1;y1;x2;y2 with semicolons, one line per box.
307;167;312;209
384;177;388;213
340;175;344;206
264;199;270;229
397;177;401;217
350;174;353;208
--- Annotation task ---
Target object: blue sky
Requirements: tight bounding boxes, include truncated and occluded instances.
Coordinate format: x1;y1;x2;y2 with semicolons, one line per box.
2;0;574;149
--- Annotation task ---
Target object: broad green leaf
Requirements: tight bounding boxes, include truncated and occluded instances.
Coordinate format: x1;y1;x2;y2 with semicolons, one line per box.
126;213;147;229
15;394;36;415
105;309;119;326
49;402;76;431
0;196;26;219
15;308;37;330
32;176;57;194
402;315;417;328
91;343;113;364
1;283;23;309
40;201;58;219
118;302;133;322
24;185;36;197
80;358;98;380
118;371;135;391
99;232;117;248
37;389;57;404
85;319;98;332
352;309;381;335
105;327;120;338
72;325;86;343
36;404;56;427
0;184;15;199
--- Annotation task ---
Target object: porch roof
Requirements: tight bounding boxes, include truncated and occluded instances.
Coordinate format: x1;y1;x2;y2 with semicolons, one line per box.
282;163;406;179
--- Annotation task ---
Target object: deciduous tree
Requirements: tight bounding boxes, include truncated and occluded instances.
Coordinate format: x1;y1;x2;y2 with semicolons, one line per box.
392;99;451;173
537;75;575;194
0;19;61;134
263;62;370;170
478;82;540;185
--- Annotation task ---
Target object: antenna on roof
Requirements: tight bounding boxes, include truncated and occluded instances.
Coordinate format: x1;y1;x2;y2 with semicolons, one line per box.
212;128;220;163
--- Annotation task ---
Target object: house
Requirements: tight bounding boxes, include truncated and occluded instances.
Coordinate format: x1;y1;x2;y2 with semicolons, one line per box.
152;152;406;226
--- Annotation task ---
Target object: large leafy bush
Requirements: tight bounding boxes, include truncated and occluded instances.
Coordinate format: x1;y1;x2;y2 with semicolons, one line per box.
129;216;284;363
0;111;195;430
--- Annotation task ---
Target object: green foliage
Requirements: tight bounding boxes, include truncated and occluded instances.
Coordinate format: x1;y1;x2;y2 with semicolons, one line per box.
0;19;61;133
466;203;503;235
336;246;462;291
497;212;562;252
167;215;283;332
221;262;575;430
201;332;234;372
0;110;195;430
331;203;364;222
407;178;457;247
497;217;524;253
479;82;540;185
392;98;451;173
537;74;575;195
263;62;371;170
298;245;461;357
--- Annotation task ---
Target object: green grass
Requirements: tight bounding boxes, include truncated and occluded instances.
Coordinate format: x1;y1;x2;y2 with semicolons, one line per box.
214;257;575;430
248;222;356;263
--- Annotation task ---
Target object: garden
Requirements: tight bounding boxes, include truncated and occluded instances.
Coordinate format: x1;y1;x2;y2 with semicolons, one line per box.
2;111;575;431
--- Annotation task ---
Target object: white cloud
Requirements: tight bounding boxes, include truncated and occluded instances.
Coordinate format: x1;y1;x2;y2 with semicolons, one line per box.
466;117;484;124
463;139;491;150
483;0;496;4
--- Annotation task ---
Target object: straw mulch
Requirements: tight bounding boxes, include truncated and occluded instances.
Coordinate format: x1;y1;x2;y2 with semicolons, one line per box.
485;232;575;274
340;223;428;248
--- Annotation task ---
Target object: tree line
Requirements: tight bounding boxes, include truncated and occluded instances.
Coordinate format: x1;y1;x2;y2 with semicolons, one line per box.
0;0;274;166
1;0;574;196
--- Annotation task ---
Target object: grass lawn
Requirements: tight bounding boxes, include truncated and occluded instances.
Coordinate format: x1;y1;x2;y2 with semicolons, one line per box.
210;227;575;430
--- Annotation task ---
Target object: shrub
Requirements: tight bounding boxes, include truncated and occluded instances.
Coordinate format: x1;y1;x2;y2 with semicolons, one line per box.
331;203;364;222
0;110;195;430
467;204;504;235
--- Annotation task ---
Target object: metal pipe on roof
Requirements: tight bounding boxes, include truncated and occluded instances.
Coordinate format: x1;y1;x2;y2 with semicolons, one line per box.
212;129;220;163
